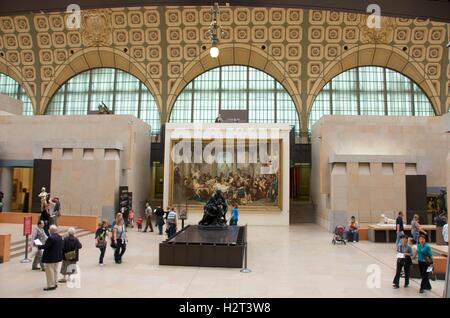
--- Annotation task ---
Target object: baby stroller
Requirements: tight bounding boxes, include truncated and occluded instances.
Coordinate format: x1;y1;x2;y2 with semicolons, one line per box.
332;225;347;245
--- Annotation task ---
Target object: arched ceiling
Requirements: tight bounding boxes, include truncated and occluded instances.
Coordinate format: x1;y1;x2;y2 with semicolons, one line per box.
1;0;450;22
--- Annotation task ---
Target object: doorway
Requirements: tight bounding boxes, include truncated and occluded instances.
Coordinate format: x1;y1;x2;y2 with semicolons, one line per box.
11;167;33;212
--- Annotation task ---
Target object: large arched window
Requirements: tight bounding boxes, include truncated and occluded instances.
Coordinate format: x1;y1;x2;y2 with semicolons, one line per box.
45;68;160;135
0;73;33;115
170;65;300;133
309;66;435;131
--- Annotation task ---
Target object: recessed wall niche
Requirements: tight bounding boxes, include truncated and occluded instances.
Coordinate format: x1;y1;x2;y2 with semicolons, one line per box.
405;163;417;175
331;162;346;175
105;149;120;160
62;148;73;160
358;162;370;175
42;148;52;159
382;163;394;175
83;148;94;160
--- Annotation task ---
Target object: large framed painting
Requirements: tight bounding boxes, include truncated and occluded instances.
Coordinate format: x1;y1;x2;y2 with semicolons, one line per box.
169;139;282;210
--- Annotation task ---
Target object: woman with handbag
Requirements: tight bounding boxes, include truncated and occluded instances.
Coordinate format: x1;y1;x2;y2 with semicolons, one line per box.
113;213;128;264
95;220;110;266
59;227;82;283
416;234;433;293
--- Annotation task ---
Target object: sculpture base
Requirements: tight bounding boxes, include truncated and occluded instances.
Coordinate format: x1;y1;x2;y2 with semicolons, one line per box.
159;225;246;268
197;224;228;230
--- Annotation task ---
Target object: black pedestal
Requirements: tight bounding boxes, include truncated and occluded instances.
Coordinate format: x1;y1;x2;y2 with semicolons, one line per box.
159;225;245;268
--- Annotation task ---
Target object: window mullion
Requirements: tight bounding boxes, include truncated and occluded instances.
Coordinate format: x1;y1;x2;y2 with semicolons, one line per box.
112;69;118;113
273;78;277;123
138;82;143;119
383;68;388;115
87;70;93;113
191;79;195;122
356;69;361;115
329;81;333;115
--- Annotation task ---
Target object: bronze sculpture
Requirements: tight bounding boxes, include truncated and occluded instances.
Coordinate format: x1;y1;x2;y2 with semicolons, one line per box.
198;190;228;227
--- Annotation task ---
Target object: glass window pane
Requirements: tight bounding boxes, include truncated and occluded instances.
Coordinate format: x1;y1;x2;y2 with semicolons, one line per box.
45;68;160;135
0;73;34;115
170;66;301;134
309;66;435;132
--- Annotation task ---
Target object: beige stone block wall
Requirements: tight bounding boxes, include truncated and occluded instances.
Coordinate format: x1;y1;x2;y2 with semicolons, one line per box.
0;94;22;115
311;114;449;229
50;151;121;216
0;115;151;218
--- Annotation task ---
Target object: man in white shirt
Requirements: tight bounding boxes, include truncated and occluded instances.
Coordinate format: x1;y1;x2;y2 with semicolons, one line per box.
443;223;448;244
167;208;177;238
143;202;154;232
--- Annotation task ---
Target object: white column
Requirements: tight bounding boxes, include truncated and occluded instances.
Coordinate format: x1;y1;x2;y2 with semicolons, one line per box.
0;167;13;212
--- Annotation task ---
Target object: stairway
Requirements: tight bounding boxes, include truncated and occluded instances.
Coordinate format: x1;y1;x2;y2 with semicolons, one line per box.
289;200;316;224
9;227;93;259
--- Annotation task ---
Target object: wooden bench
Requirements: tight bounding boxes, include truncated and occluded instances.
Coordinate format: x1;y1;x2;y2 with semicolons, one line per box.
0;234;11;263
359;228;368;241
368;224;436;243
410;256;447;280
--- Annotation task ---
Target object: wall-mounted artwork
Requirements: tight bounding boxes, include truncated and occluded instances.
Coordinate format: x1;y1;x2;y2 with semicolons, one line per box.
169;139;282;209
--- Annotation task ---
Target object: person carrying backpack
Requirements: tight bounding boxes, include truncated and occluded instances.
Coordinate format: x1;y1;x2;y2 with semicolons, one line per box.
95;220;110;266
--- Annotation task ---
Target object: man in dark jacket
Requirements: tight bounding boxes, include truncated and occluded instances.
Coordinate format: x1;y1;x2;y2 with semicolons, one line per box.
38;225;63;291
154;205;165;235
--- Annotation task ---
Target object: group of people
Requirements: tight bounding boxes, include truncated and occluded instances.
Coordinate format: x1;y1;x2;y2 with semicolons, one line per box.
92;203;180;267
30;223;82;291
393;211;439;294
38;187;61;235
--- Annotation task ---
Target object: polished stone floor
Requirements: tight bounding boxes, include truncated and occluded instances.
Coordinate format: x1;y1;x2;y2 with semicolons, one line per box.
0;224;444;298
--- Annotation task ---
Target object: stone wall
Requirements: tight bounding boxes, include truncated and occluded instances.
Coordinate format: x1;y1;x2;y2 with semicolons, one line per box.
0;114;151;217
311;114;450;230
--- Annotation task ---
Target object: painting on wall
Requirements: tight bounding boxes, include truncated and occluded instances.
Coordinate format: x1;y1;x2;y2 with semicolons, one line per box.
169;139;282;209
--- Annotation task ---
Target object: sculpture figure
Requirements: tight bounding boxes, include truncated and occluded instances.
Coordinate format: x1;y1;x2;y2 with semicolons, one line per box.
198;190;228;227
38;187;48;211
378;213;396;225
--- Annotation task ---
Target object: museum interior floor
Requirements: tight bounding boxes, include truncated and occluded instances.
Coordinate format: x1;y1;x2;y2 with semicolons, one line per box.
0;223;445;298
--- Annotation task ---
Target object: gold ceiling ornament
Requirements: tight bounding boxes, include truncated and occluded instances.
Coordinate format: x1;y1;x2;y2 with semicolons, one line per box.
360;16;397;44
81;9;112;46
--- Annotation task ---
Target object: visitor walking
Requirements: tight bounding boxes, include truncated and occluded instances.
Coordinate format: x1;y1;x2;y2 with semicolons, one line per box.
230;204;239;225
95;220;109;266
31;220;48;271
0;191;3;212
154;205;165;235
113;213;128;264
411;214;427;243
39;202;51;236
59;228;82;283
52;197;61;226
143;202;154;232
395;211;404;246
392;235;412;288
167;208;177;238
417;234;433;293
21;188;30;212
38;225;62;291
128;209;135;228
443;222;448;244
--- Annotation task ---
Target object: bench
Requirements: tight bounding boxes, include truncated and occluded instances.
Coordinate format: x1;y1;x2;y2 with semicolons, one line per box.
410;256;447;280
368;224;436;243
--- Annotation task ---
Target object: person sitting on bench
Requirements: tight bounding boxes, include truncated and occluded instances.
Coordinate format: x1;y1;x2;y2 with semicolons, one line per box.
346;216;359;242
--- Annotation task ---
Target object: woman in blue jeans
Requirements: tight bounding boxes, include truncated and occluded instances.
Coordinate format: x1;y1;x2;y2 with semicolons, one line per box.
347;216;359;242
113;213;128;264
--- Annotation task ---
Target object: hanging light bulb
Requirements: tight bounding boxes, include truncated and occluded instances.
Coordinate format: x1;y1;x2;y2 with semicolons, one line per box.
207;3;221;59
210;38;219;58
